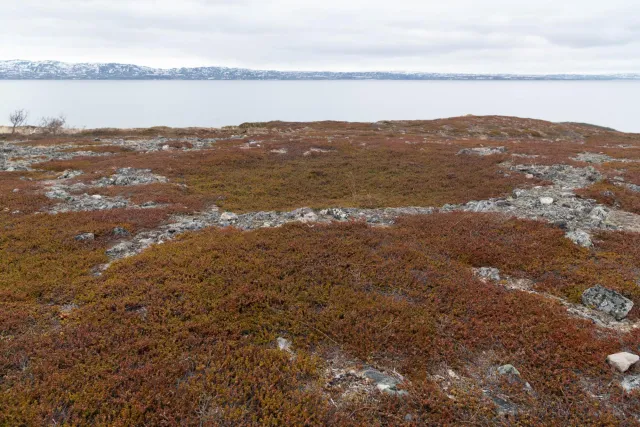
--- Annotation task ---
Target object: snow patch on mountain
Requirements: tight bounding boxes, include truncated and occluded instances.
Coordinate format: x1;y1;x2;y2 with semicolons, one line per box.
1;60;639;81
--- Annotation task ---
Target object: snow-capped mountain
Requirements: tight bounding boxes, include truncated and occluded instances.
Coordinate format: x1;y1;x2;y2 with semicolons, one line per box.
0;60;638;80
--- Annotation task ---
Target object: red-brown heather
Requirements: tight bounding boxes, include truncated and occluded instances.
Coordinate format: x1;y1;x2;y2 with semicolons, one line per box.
1;116;639;425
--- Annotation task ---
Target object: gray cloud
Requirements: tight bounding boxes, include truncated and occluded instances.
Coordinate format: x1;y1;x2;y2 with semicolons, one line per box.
2;0;640;73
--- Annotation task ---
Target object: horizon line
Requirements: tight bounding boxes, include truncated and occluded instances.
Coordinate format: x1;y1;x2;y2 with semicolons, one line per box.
2;59;639;77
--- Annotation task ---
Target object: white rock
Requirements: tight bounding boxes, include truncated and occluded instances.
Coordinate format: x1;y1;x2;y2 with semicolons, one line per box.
606;352;639;373
276;337;292;352
539;197;554;205
162;144;171;151
220;212;238;222
298;212;318;223
91;194;102;199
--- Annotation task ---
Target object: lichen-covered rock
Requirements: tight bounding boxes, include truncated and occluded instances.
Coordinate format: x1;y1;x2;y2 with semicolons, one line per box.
497;364;534;393
361;368;408;397
582;285;633;321
74;232;95;242
497;364;521;376
474;267;501;282
566;229;592;248
621;375;640;392
219;212;238;222
94;168;167;187
58;169;83;180
106;241;138;259
457;146;506;156
112;226;131;237
573;152;616;164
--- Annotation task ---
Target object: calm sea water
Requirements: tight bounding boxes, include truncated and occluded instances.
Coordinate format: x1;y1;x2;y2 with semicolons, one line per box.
1;80;638;132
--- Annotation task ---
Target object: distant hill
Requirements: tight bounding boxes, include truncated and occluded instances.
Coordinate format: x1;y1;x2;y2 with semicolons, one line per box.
1;60;639;80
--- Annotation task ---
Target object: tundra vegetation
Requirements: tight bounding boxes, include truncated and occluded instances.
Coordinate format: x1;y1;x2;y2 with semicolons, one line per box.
1;115;640;425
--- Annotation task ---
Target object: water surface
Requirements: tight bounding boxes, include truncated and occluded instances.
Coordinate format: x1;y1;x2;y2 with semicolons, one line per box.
0;80;637;132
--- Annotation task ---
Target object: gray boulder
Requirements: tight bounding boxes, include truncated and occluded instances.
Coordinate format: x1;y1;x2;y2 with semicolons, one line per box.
112;226;131;237
497;364;534;393
361;368;408;397
582;285;634;321
497;364;521;376
566;229;592;248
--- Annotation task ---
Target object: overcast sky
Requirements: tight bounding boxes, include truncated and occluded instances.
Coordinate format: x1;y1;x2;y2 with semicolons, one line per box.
2;0;640;73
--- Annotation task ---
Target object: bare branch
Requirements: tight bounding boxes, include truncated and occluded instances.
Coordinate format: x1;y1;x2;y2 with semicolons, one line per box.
38;114;67;135
9;109;29;134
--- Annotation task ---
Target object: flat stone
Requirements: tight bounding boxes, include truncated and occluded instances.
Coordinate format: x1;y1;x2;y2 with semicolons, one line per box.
606;352;639;373
539;197;554;205
582;285;634;321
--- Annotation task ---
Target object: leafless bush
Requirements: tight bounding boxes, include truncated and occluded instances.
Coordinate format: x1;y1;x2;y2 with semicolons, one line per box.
39;115;67;135
9;109;29;134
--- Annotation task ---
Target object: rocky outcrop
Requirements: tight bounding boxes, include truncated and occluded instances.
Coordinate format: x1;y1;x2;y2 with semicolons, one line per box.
442;164;613;247
47;189;131;213
566;230;593;247
474;267;501;282
572;152;616;164
457;146;506;156
0;137;221;173
43;167;167;212
106;136;218;152
0;142;112;171
94;168;167;186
